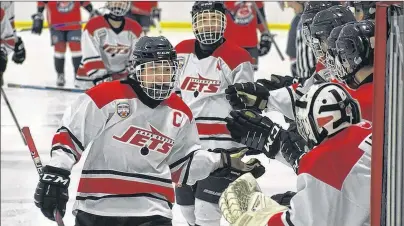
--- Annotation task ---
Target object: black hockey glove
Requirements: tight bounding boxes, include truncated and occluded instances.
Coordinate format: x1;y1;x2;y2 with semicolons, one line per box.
0;49;7;76
225;82;269;112
256;74;299;91
225;110;282;159
12;37;26;64
214;147;266;180
258;32;273;56
31;13;44;35
271;191;296;208
279;123;309;173
34;165;70;221
151;7;161;21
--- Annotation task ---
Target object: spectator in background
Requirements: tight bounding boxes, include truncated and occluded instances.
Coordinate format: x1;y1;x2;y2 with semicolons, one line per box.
126;1;161;35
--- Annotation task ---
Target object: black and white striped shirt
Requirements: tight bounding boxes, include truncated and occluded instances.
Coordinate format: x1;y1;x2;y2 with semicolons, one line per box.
295;18;316;79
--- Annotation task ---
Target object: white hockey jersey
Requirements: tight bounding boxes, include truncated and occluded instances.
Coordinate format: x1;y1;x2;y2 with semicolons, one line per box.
0;7;15;54
175;39;254;149
48;80;224;218
267;122;372;226
75;16;142;89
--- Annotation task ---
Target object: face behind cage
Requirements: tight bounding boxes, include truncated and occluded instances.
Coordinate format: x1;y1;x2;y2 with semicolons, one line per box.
106;1;131;17
192;10;226;45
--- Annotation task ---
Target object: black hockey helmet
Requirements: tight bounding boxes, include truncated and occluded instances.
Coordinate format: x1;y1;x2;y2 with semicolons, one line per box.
191;1;227;45
325;24;345;72
352;1;377;20
129;36;178;101
310;5;356;62
301;2;334;46
335;20;375;85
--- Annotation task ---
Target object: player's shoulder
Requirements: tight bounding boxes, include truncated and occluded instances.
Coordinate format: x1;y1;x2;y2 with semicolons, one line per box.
124;17;143;37
175;39;196;54
162;93;194;121
0;8;5;20
84;15;108;36
212;40;253;70
85;81;137;109
298;123;371;190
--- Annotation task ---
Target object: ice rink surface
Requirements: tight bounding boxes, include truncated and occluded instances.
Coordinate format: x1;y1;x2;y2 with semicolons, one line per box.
1;30;297;226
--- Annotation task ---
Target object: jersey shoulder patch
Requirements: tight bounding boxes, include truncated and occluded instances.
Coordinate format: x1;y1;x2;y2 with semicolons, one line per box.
175;39;196;54
86;81;137;109
84;16;108;36
162;94;193;121
124;17;143;37
212;40;253;70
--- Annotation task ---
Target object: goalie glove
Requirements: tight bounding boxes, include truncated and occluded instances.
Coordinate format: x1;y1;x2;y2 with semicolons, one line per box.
225;82;269;112
226;110;282;159
220;173;288;226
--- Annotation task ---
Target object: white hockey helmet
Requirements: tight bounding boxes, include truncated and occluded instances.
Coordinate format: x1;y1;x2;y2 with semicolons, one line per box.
295;83;361;146
105;1;131;17
191;1;227;45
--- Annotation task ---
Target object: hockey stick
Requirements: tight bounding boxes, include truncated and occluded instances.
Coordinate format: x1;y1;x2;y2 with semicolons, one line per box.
7;83;85;93
251;2;285;61
22;127;65;226
1;88;27;145
19;21;88;32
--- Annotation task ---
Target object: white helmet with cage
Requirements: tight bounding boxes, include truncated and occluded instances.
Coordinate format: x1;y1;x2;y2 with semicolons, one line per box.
128;36;179;101
295;83;361;146
191;1;227;45
105;1;131;17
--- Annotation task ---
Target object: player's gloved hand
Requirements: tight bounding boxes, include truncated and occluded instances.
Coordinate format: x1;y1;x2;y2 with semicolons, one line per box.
215;147;266;179
219;173;288;226
0;49;7;74
225;82;269;112
12;37;26;64
256;74;300;91
226;110;282;159
151;7;161;21
271;191;296;208
34;165;70;221
279;123;308;173
90;9;102;18
258;32;273;56
31;12;44;35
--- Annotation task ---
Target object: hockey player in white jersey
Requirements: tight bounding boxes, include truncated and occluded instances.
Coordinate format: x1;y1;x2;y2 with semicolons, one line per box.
75;1;143;89
33;36;263;226
221;83;372;226
173;2;259;226
0;6;15;86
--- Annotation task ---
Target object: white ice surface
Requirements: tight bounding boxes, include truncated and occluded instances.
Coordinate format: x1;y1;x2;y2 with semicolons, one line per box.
1;30;297;226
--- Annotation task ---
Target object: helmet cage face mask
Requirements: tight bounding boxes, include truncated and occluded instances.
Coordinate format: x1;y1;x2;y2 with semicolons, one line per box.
192;10;227;45
295;83;361;146
311;38;326;64
105;1;131;17
134;60;179;101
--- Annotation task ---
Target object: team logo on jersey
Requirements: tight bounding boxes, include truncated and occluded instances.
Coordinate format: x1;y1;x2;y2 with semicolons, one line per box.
116;102;131;118
56;2;75;13
113;124;174;154
103;43;130;56
230;2;254;25
180;74;221;93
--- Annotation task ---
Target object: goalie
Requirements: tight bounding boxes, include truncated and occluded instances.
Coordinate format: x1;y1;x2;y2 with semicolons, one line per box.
220;83;372;226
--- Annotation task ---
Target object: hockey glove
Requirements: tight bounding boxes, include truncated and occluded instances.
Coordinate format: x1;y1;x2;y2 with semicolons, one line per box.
12;37;26;64
216;147;266;179
220;173;288;226
31;13;44;35
151;7;161;21
225;82;269;112
271;191;296;208
34;165;70;221
0;49;7;75
226;110;282;159
258;32;273;56
279;123;309;173
256;74;300;91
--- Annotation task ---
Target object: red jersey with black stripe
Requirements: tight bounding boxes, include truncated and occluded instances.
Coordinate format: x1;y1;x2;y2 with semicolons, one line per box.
224;1;265;48
175;39;254;150
267;122;372;225
75;16;142;89
38;1;90;30
48;80;224;218
130;1;158;15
